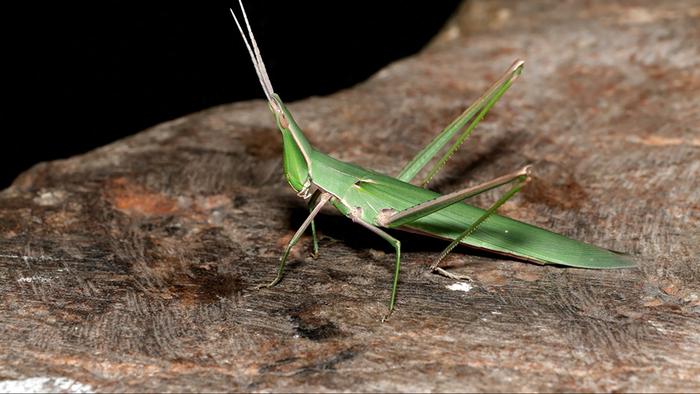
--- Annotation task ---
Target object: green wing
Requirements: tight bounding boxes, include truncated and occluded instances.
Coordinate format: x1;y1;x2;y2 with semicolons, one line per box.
327;161;633;269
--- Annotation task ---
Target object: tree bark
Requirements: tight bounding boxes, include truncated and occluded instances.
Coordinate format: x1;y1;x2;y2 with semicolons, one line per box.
1;1;699;391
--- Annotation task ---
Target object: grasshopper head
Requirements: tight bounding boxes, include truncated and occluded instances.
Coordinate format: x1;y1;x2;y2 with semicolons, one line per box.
231;3;312;193
268;94;313;193
230;4;300;138
269;94;290;130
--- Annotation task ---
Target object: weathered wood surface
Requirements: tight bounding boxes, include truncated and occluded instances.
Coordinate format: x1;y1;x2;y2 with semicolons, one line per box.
2;1;700;392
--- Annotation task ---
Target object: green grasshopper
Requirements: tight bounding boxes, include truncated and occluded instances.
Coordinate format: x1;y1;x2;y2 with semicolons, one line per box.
230;2;633;319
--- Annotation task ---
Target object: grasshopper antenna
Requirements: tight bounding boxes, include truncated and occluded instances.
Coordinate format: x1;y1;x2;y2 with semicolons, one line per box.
230;1;276;106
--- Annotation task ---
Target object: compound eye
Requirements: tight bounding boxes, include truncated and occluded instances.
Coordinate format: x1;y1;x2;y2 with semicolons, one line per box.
278;112;289;129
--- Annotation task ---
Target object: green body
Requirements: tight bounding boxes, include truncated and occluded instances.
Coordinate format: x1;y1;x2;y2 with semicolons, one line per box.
276;95;632;269
228;5;632;319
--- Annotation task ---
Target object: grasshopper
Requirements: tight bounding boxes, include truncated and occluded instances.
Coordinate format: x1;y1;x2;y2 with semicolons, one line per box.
230;2;632;319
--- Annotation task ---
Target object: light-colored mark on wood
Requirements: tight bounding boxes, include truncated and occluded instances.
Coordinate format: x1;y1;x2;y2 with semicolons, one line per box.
446;282;473;293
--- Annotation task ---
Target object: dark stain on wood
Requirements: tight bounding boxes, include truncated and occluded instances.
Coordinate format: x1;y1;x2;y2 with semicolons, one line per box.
523;161;587;210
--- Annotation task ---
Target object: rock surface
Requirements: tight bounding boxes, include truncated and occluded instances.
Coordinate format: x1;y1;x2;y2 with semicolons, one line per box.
2;1;699;391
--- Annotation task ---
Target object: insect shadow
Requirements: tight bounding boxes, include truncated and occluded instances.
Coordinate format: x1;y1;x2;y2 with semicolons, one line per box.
284;205;507;267
429;130;529;193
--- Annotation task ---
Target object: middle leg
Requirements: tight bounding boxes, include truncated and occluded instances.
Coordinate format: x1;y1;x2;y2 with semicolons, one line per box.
349;211;402;321
307;190;323;258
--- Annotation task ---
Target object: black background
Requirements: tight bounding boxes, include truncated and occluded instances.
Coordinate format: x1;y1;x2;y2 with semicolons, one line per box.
2;1;461;188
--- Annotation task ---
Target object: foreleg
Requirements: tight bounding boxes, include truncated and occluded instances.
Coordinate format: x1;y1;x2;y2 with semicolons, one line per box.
258;193;331;288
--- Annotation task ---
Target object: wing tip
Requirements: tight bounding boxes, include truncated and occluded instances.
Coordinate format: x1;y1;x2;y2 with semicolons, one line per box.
556;252;638;270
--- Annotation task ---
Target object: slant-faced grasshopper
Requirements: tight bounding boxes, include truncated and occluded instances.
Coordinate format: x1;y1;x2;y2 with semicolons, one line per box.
230;2;633;319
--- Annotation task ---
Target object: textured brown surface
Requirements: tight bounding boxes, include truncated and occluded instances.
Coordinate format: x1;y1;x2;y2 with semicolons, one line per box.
2;1;700;391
